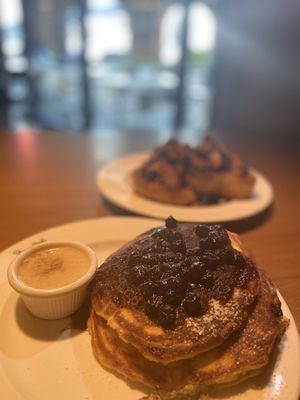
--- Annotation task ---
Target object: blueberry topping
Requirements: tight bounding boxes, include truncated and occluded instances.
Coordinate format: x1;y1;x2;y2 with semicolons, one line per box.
195;224;209;238
117;223;257;329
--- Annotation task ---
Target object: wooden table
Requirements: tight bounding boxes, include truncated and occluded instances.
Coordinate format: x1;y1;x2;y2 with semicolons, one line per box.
0;130;299;332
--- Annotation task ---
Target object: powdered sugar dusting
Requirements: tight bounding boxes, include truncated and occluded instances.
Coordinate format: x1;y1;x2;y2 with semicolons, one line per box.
185;297;244;338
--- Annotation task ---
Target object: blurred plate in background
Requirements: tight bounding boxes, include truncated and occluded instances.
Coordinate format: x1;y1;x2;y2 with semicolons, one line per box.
97;152;274;222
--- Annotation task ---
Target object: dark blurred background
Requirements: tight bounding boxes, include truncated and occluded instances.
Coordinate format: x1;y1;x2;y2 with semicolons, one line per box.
0;0;299;138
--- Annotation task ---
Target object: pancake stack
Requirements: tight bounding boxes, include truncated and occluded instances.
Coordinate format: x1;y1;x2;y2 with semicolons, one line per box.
88;217;287;399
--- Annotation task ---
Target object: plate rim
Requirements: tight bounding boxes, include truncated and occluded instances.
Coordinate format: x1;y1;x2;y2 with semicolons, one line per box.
96;152;274;223
0;217;299;400
0;216;161;258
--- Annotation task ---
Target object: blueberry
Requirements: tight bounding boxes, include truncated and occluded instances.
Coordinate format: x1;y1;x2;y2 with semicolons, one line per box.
183;261;205;283
208;230;229;248
140;281;157;298
140;254;155;265
199;272;215;289
128;265;147;284
270;303;283;317
234;251;246;268
168;262;182;276
128;252;140;266
201;251;220;268
160;262;172;273
171;239;186;253
145;170;158;181
165;216;178;229
164;288;183;307
197;236;209;249
156;304;176;329
195;224;209;238
148;265;161;280
187;247;201;257
165;275;182;289
144;294;163;318
183;291;207;317
221;247;235;264
213;283;233;303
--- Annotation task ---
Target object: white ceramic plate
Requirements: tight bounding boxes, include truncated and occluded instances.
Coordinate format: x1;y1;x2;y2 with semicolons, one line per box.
97;152;274;223
0;217;299;400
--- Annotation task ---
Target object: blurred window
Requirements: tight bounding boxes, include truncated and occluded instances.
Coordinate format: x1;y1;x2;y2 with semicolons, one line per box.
0;0;217;135
0;0;26;72
160;3;184;66
185;2;216;133
86;0;131;63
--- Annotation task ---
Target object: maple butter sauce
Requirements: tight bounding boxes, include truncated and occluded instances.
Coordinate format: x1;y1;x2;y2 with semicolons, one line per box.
17;246;90;289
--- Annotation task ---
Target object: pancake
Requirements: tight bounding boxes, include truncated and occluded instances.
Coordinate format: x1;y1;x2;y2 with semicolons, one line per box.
88;271;286;399
88;310;189;392
90;219;260;364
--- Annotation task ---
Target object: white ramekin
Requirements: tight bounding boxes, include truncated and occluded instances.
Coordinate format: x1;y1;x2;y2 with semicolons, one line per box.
7;241;98;319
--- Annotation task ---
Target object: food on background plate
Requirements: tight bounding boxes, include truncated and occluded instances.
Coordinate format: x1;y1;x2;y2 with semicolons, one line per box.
88;217;287;399
132;135;255;205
